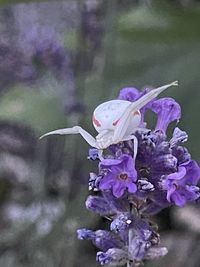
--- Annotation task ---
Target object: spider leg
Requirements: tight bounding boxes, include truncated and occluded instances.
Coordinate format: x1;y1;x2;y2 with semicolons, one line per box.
96;129;110;140
40;126;98;148
98;149;104;161
121;134;138;160
113;105;135;142
128;80;178;111
113;81;178;142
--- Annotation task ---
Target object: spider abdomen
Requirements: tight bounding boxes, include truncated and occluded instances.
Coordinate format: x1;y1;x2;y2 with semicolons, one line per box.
93;99;141;134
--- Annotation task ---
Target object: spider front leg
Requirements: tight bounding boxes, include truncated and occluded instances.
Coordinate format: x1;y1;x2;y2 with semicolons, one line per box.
40;126;98;149
131;81;178;111
120;134;138;160
113;81;178;141
112;81;178;159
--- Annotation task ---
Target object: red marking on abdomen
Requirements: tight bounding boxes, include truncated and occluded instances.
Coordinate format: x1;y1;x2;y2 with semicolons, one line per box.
133;110;140;116
113;119;119;126
93;116;101;127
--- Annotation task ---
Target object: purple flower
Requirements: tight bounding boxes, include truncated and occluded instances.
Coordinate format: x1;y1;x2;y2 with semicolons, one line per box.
135;129;177;178
142;190;170;215
118;87;142;102
170;128;191;164
128;219;160;261
96;248;128;266
88;148;99;160
77;229;95;240
162;160;200;206
145;247;168;260
170;127;188;147
151;97;181;133
110;212;133;233
99;154;137;198
172;146;191;165
88;172;102;191
85;193;129;216
86;195;113;216
77;229;124;252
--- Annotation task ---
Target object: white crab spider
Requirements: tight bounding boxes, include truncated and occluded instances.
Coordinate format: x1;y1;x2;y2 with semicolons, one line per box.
40;81;178;159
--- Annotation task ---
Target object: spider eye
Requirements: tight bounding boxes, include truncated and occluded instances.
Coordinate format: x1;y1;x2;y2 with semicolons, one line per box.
93;116;101;127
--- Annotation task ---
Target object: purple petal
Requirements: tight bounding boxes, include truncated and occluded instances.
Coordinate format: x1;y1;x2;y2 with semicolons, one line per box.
152;154;177;174
94;230;124;251
166;166;186;181
182;160;200;185
125;155;136;170
118;87;142;102
113;182;125;198
151;97;181;133
102;191;130;213
124;157;137;181
100;158;123;168
170;190;187;207
166;184;176;202
185;185;200;201
99;175;115;190
127;182;137;193
128;172;137;182
172;145;191;164
88;148;99;160
170;127;188;147
85;195;114;216
77;229;95;240
96;248;128;266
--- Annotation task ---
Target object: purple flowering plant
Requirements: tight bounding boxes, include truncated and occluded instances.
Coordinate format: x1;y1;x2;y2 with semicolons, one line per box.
77;85;200;266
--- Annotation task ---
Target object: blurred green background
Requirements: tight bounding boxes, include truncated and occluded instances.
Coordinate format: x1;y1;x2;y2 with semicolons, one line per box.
0;0;200;266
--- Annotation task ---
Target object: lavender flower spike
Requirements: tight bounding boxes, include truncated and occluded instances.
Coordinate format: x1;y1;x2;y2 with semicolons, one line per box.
44;81;199;266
